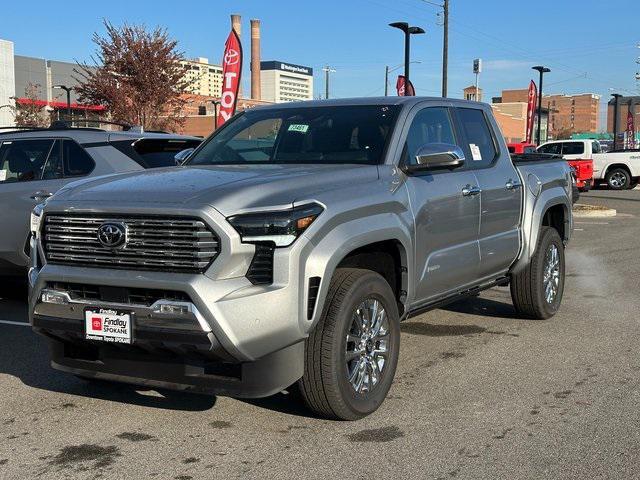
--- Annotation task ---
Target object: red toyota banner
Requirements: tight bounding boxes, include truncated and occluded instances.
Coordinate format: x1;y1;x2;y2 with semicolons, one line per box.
525;80;538;143
217;28;243;127
396;75;415;96
626;110;635;149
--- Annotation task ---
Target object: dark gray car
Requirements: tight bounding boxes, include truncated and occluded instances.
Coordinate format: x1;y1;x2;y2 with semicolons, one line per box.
0;126;201;275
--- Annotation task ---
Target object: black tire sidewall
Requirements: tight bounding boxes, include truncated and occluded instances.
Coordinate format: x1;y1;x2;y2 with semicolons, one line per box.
533;228;565;318
330;272;400;418
607;168;630;190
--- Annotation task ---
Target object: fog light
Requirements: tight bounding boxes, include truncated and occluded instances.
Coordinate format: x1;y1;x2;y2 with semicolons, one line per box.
41;290;69;305
153;303;190;315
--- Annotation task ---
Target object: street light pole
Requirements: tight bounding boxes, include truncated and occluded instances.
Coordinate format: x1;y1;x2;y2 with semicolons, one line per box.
532;66;550;145
322;66;336;99
52;85;73;123
389;22;425;95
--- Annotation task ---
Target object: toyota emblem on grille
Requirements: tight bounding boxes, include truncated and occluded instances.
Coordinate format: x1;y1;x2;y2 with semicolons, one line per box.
97;222;126;248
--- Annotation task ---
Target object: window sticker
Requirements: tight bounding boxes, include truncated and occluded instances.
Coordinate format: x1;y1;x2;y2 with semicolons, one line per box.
0;170;6;181
470;143;482;161
288;124;309;133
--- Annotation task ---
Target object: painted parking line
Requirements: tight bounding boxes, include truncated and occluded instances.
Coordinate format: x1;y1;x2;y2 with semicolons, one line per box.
0;320;29;327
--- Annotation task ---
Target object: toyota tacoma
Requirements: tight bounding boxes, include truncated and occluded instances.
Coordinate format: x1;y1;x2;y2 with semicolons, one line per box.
29;98;573;420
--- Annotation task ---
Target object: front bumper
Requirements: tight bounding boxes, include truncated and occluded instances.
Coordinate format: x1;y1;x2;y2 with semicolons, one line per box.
28;203;320;396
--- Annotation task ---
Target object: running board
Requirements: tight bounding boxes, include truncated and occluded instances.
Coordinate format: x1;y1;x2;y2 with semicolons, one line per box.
403;276;510;320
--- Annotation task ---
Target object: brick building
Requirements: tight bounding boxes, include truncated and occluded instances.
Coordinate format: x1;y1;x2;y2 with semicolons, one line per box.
498;89;599;138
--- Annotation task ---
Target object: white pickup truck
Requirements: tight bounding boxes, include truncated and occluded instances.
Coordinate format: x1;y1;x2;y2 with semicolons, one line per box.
538;139;640;190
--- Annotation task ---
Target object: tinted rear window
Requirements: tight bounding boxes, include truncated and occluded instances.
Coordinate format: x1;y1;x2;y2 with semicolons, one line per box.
112;138;202;168
561;142;584;155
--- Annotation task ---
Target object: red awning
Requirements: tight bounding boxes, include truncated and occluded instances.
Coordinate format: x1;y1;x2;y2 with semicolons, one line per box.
15;97;107;112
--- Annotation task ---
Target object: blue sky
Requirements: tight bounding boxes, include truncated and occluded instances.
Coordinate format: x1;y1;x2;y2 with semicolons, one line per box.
3;0;638;129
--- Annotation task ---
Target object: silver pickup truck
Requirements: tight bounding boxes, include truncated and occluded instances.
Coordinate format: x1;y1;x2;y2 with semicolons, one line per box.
28;98;572;420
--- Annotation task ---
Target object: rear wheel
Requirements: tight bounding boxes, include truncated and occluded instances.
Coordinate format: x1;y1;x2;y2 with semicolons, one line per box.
299;268;400;420
606;167;631;190
510;227;565;319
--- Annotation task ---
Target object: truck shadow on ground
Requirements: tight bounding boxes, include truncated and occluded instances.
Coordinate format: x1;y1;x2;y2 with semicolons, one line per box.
0;324;217;412
440;295;518;319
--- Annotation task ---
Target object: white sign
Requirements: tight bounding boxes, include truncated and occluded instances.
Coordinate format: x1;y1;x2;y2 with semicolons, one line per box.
470;143;482;161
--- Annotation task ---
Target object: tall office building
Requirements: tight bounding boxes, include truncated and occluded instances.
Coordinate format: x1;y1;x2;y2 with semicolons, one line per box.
260;61;313;103
180;57;223;97
0;39;15;127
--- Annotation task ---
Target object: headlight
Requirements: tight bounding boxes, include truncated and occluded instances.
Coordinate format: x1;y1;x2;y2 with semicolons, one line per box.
30;203;45;236
227;203;324;247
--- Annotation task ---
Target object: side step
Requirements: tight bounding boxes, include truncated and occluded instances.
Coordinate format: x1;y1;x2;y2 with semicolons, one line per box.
404;276;509;320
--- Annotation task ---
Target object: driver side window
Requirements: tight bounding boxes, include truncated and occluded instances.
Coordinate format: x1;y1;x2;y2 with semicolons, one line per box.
403;107;456;166
0;139;56;183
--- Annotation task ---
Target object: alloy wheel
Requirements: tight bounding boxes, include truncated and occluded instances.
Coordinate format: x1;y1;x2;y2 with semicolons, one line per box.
543;244;560;304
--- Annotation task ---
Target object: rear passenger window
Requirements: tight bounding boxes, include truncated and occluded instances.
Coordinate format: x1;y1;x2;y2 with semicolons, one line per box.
0;139;54;182
538;143;561;155
592;141;601;154
63;140;95;177
403;107;456;166
561;142;584;155
456;108;497;168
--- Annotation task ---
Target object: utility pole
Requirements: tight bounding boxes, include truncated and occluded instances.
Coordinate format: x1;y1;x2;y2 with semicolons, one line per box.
611;93;622;150
532;66;551;145
442;0;449;97
384;66;389;96
322;66;336;99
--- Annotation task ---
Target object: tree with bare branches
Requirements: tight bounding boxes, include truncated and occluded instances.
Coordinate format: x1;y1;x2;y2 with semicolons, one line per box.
74;21;192;131
10;83;51;128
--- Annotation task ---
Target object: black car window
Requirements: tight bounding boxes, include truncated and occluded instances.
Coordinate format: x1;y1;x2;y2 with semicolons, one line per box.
63;140;95;177
132;138;202;168
0;139;54;183
561;142;584;155
403;107;456;166
537;143;561;155
456;108;498;169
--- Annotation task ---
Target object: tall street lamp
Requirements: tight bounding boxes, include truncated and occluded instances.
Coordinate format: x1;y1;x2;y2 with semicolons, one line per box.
53;85;73;122
389;22;425;95
532;66;550;145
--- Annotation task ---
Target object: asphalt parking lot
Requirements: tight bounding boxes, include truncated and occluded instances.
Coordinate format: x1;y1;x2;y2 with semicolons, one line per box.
1;189;639;480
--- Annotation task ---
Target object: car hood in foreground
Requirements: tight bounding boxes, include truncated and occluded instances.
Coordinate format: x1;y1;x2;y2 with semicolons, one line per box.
48;164;379;216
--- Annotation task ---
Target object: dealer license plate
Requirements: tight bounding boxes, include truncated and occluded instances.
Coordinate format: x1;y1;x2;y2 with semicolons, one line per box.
85;308;133;344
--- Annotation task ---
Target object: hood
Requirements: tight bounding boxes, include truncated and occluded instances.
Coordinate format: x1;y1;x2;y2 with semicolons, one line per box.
50;164;380;216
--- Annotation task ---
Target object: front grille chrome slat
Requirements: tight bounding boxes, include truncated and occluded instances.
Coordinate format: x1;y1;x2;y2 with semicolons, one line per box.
42;214;219;272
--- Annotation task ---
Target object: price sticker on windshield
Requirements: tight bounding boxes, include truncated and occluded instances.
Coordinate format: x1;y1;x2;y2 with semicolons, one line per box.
288;124;309;133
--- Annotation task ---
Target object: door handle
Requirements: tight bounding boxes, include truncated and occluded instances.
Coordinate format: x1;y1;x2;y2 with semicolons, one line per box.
462;185;482;197
30;191;53;200
505;179;522;191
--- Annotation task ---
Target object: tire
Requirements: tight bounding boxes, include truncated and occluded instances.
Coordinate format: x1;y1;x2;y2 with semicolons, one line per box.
299;268;400;420
606;167;631;190
510;227;565;320
629;180;639;190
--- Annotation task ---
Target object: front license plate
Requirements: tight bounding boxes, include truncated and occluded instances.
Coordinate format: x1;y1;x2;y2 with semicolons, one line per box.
85;308;133;344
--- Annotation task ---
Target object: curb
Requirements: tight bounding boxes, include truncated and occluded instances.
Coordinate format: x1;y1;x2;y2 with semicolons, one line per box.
573;204;617;218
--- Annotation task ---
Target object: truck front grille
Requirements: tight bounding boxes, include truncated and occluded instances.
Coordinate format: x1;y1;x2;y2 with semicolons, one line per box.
42;214;219;272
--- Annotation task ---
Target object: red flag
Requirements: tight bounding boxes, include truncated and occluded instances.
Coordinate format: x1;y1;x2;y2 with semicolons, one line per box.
217;28;243;127
396;75;415;96
525;80;538;143
626;110;635;149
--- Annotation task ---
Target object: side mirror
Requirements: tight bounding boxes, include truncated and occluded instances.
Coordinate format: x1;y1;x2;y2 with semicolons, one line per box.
174;148;195;165
404;143;465;173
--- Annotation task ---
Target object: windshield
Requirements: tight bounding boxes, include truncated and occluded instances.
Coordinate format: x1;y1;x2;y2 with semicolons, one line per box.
187;105;400;166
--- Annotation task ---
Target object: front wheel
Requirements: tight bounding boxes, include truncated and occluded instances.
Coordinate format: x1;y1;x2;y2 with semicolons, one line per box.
299;268;400;420
510;227;565;319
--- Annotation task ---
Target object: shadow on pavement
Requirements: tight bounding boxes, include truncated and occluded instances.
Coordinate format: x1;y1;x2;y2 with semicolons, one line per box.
0;324;217;411
440;295;518;319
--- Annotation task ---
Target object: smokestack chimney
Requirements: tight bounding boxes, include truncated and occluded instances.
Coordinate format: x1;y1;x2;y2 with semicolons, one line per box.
250;19;261;100
231;14;241;36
